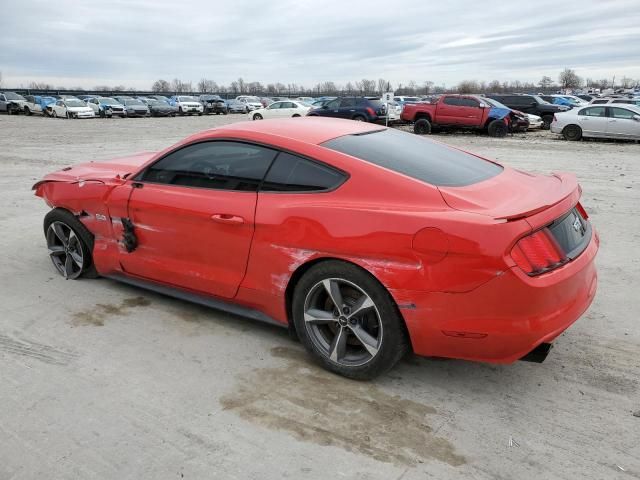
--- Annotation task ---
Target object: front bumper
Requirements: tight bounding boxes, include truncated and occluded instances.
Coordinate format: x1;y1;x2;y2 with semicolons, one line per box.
393;228;599;363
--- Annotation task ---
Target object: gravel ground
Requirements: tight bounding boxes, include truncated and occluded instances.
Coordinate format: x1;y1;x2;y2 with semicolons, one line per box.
1;114;639;480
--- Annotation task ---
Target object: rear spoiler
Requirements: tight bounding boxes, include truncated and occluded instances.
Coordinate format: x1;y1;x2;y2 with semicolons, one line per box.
495;172;580;222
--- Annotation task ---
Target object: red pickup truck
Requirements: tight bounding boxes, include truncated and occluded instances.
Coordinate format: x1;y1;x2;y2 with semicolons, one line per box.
401;94;511;137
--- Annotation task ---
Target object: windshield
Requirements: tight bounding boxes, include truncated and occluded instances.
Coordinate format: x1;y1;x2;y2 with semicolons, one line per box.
482;97;510;109
126;99;144;105
5;92;25;101
322;128;503;187
178;96;197;102
98;97;119;104
532;95;549;104
65;100;86;107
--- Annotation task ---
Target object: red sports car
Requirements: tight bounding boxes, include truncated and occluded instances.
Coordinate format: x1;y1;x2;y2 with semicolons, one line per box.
34;118;598;379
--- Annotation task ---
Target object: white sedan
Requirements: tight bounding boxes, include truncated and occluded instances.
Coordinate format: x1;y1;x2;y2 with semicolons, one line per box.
249;100;311;120
551;104;640;141
50;99;96;119
527;113;543;129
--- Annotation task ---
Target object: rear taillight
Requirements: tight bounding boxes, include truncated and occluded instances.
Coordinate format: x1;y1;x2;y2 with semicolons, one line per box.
553;114;557;122
575;201;589;220
511;228;566;275
366;107;375;116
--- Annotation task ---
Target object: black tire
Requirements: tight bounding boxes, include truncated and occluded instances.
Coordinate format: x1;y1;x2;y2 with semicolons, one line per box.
292;260;409;380
487;119;508;138
223;111;228;115
52;110;58;118
24;107;31;116
563;124;582;141
352;115;367;122
43;208;99;279
198;112;203;116
541;115;553;130
253;113;263;120
99;110;105;118
414;118;431;135
179;107;184;116
292;114;301;117
66;112;71;119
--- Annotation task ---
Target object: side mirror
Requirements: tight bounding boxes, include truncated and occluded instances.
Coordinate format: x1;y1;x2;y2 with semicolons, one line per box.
633;115;640;122
479;103;487;108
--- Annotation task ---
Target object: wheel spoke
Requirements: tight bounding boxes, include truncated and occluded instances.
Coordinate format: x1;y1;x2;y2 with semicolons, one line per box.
63;254;75;278
304;308;336;325
52;223;69;247
347;294;375;319
48;245;66;257
329;326;348;363
349;324;379;357
70;250;83;268
322;279;343;310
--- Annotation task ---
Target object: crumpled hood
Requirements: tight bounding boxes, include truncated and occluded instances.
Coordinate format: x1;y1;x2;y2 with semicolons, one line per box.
32;151;156;189
438;167;579;220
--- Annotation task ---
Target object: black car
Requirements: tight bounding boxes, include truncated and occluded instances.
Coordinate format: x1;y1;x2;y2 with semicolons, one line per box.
199;95;228;115
306;96;387;122
143;98;177;117
486;94;569;129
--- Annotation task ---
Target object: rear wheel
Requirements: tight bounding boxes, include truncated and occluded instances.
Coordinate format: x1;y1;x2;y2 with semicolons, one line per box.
292;260;409;380
414;118;431;135
352;115;366;122
44;209;98;279
542;115;553;130
487;119;508;138
563;124;582;141
292;114;301;117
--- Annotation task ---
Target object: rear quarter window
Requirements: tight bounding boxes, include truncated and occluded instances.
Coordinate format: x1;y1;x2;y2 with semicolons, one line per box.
321;128;503;187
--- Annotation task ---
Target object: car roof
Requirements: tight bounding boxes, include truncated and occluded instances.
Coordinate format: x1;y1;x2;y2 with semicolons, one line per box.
198;117;386;145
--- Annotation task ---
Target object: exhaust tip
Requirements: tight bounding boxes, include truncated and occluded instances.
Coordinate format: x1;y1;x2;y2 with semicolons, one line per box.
520;343;553;363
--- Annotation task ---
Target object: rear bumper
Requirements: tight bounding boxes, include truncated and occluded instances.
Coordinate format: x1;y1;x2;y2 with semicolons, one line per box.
393;228;599;363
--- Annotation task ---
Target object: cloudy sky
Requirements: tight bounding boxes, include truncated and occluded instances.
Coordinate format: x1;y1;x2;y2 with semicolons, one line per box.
2;0;640;90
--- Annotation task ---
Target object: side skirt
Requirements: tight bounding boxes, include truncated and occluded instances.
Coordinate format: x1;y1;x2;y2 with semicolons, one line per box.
105;273;285;328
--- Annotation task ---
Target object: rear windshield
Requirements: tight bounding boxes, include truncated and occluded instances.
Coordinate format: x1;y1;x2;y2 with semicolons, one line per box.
321;128;503;187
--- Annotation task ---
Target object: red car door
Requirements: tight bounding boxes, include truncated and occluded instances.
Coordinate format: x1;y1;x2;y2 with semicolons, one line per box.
456;96;484;126
119;141;277;298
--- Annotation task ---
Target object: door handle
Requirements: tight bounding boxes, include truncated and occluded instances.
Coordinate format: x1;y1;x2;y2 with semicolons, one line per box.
211;214;244;225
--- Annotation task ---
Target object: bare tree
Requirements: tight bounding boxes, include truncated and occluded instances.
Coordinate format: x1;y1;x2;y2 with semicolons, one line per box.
94;85;111;91
538;76;553;90
152;79;171;92
457;80;480;93
236;77;246;94
558;68;582;90
423;81;434;94
28;81;53;90
487;80;502;92
197;78;218;93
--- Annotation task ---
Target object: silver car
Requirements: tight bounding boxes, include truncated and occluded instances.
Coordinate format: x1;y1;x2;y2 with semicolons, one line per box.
550;104;640;141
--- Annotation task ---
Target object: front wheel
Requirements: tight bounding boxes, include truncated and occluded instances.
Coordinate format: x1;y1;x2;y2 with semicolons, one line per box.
253;113;263;120
487;119;508;138
44;208;98;279
563;124;582;141
542;115;553;130
292;260;409;380
52;110;58;118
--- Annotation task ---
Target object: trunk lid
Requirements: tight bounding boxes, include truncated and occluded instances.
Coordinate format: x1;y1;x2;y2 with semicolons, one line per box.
438;167;579;221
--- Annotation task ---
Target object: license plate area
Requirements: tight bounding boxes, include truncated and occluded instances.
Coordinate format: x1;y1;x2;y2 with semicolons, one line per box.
548;208;591;260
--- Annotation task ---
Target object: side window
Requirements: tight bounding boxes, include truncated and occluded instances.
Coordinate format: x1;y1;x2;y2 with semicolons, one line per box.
340;98;356;108
281;102;294;108
610;107;635;120
443;97;460;106
57;101;64;107
326;99;340;109
459;98;480;107
140;141;278;192
261;152;346;192
579;107;606;117
268;102;282;109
